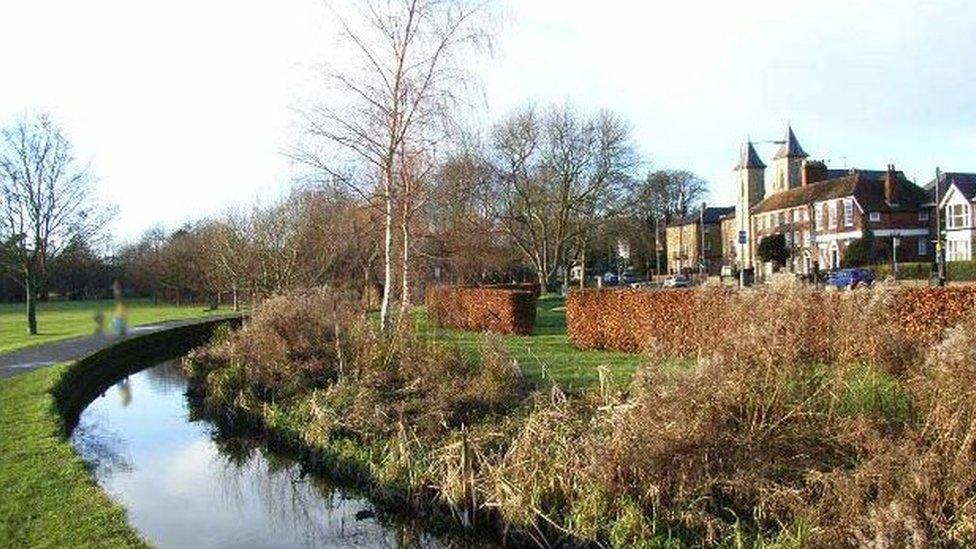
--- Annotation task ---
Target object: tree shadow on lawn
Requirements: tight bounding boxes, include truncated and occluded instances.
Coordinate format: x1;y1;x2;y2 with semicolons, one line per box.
533;295;569;336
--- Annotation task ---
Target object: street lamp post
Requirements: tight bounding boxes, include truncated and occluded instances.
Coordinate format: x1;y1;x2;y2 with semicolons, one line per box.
935;167;946;286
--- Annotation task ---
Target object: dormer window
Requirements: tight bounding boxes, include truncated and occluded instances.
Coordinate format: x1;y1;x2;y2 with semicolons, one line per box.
869;212;881;223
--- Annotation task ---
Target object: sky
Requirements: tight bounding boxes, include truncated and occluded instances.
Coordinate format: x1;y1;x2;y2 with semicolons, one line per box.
2;0;976;244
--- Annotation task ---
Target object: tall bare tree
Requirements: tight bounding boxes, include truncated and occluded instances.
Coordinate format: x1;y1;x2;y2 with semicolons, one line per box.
631;169;709;273
0;114;112;334
294;0;492;331
488;104;637;289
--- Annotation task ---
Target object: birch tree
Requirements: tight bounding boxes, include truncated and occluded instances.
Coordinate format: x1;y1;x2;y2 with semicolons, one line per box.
0;114;112;334
295;0;491;331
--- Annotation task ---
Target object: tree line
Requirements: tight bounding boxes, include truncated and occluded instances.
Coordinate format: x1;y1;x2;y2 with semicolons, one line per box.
0;0;711;335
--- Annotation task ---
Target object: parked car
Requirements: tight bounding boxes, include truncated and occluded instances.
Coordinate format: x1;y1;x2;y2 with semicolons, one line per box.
663;274;692;288
619;272;639;285
601;272;619;286
826;268;875;289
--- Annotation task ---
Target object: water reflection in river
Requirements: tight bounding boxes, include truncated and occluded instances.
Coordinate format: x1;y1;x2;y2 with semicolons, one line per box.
71;361;440;548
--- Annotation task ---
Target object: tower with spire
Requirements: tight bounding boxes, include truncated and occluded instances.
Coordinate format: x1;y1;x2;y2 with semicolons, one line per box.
771;125;808;194
734;140;765;268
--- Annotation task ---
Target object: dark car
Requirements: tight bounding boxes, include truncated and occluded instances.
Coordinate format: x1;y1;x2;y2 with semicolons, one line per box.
826;268;875;289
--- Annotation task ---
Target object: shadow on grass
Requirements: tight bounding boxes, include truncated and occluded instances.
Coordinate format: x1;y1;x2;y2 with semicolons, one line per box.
533;295;569;336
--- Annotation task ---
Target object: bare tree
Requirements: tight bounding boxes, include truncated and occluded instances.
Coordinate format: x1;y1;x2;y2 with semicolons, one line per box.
631;169;709;274
0;114;112;334
294;0;492;331
488;104;637;289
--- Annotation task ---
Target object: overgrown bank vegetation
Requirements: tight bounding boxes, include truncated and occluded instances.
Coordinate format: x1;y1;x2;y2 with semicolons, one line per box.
186;283;976;546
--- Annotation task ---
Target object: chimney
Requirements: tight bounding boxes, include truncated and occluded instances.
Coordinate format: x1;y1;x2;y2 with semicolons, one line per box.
884;164;897;203
801;159;827;186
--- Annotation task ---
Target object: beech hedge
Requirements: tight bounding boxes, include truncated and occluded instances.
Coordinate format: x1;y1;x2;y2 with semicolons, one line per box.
568;286;976;354
426;285;538;335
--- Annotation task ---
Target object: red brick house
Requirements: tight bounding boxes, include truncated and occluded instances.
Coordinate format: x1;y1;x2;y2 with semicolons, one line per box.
750;164;931;272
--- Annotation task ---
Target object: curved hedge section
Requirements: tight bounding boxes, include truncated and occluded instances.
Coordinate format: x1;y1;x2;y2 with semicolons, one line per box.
426;285;537;335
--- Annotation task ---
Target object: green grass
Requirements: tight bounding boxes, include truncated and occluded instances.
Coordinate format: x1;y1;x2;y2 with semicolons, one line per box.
416;295;644;389
0;299;229;355
0;364;147;548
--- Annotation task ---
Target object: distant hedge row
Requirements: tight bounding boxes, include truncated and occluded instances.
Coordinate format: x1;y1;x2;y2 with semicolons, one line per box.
426;285;538;335
567;286;976;354
869;260;976;281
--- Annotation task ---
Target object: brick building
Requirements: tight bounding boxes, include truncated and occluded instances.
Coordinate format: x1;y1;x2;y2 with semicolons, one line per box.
665;206;734;275
750;164;931;272
720;127;933;275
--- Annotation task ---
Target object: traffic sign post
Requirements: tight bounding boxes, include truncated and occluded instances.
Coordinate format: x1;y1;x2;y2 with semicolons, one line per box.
738;230;747;288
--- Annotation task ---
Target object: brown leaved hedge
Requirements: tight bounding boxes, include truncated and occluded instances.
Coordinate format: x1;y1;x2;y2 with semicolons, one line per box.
426;285;538;335
568;283;976;356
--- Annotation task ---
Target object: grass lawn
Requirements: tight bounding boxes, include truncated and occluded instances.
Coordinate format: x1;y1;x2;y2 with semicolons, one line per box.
0;299;229;356
0;364;147;548
416;295;645;389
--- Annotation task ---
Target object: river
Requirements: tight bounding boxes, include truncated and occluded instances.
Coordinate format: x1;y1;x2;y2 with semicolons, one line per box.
70;360;442;548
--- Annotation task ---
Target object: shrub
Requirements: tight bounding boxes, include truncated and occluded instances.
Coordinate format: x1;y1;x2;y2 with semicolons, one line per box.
842;235;875;267
568;284;976;356
426;285;537;335
870;262;931;280
947;260;976;281
757;234;789;266
896;286;976;344
185;288;361;404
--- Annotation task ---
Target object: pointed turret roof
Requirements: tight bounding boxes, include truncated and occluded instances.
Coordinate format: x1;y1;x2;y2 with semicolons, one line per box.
734;141;765;170
773;126;808;160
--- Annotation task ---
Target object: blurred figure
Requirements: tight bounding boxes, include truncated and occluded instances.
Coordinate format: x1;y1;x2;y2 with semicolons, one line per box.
112;279;128;337
116;376;132;407
93;309;106;335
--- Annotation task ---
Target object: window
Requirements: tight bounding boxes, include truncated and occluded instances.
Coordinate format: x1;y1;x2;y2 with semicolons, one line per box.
785;231;793;248
793;231;800;248
815;204;823;229
704;239;711;251
828;201;838;229
869;212;881;223
843;199;854;227
948;203;970;229
802;230;810;248
793;209;801;223
919;210;929;222
803;208;810;222
918;239;928;256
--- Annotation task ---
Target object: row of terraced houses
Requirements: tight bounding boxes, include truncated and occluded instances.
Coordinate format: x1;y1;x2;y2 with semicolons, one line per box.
666;126;976;276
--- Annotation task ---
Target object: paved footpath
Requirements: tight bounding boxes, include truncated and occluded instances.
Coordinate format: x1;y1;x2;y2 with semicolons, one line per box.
0;319;216;380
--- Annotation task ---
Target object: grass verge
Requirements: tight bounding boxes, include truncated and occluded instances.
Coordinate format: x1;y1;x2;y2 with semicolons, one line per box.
0;364;147;548
416;295;644;388
0;299;230;355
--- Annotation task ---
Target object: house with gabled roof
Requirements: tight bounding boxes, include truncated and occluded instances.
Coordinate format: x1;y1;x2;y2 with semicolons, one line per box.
725;126;934;275
750;164;931;272
932;172;976;261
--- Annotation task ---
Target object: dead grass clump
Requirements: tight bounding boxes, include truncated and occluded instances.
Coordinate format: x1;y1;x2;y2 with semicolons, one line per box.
186;288;361;404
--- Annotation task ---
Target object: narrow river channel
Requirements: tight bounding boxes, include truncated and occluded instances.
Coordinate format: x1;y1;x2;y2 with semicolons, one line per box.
70;360;441;548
